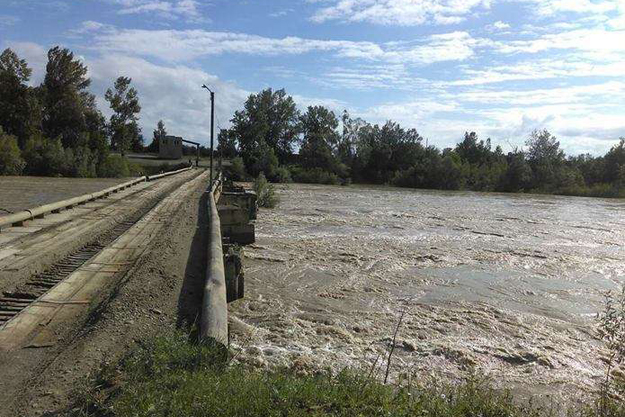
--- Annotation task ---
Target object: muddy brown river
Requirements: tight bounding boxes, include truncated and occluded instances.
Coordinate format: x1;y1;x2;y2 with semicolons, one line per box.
230;183;625;403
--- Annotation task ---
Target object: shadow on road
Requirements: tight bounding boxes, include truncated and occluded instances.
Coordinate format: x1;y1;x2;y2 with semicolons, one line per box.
177;188;209;332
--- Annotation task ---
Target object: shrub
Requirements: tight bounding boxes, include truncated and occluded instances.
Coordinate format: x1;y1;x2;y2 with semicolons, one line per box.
66;146;98;178
392;168;416;188
290;166;339;185
226;156;246;181
22;134;70;176
274;165;292;183
97;154;131;178
253;172;279;208
127;161;146;177
554;183;625;199
0;128;25;175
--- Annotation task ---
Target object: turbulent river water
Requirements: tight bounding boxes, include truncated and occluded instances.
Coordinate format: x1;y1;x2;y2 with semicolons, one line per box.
230;183;625;402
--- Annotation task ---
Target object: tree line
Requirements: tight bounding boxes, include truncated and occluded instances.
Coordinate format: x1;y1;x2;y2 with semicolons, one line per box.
0;47;174;178
219;88;625;198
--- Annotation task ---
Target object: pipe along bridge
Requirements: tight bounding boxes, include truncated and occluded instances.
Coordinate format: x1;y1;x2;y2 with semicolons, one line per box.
200;172;257;345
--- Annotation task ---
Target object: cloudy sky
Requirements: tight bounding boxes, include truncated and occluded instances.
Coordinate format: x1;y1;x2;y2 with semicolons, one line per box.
1;0;624;154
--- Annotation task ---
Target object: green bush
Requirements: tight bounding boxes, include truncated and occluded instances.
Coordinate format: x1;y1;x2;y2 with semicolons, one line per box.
556;183;625;199
254;172;279;208
0;128;25;175
22;134;70;176
66;146;98;178
127;161;146;177
97;154;131;178
290;166;339;185
226;156;246;181
274;165;292;183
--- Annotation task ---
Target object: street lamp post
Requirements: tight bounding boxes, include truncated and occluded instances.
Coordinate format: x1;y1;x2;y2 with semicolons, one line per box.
202;84;215;186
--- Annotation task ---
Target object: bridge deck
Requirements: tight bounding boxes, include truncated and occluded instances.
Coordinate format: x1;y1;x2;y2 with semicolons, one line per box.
0;176;131;214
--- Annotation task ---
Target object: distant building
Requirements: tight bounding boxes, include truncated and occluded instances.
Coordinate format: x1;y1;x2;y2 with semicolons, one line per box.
159;135;183;160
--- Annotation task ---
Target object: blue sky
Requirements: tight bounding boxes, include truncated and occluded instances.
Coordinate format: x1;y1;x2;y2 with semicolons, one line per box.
1;0;624;155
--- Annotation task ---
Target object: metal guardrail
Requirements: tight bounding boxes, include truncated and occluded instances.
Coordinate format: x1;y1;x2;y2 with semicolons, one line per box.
200;173;228;344
0;166;193;232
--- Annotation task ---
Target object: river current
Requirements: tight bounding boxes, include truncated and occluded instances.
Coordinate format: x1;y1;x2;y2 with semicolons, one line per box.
230;183;625;402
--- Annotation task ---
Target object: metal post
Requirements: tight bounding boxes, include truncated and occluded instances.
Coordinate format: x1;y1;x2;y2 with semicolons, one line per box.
210;91;215;185
202;84;216;185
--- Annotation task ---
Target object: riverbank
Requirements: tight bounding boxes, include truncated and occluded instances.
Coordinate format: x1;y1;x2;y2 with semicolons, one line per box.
70;330;623;417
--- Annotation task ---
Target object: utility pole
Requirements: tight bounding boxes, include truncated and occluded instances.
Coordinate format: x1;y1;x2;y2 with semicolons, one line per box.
202;84;215;185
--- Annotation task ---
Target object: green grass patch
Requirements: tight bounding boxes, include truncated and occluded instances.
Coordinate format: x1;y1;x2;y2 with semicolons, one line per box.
70;330;625;417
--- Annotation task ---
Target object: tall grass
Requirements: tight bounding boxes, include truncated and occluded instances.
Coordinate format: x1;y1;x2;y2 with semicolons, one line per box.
596;286;625;415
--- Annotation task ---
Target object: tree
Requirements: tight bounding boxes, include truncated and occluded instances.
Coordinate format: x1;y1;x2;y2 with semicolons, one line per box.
455;132;493;165
299;106;340;172
42;46;91;148
229;88;300;168
105;76;141;156
525;129;565;189
354;121;424;184
0;48;31;82
147;120;167;153
217;128;238;159
604;139;625;183
0;48;40;147
501;150;532;192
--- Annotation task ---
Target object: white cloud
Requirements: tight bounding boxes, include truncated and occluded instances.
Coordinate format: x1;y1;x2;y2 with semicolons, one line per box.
449;59;625;86
485;20;510;32
109;0;205;22
519;0;618;16
456;81;625;106
79;22;488;65
317;63;416;90
495;28;625;57
291;94;349;114
269;9;294;18
310;0;493;26
308;0;622;27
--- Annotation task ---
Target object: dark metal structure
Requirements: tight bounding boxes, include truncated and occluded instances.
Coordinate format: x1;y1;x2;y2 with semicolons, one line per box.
181;138;200;167
201;84;215;185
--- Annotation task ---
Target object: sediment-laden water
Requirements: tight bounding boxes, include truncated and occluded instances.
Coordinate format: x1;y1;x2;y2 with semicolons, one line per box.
230;184;625;402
